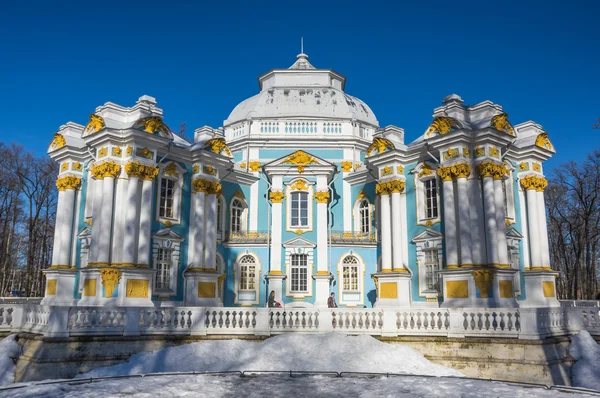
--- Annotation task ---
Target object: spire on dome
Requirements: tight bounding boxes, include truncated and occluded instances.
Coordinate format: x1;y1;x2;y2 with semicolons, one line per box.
289;52;315;70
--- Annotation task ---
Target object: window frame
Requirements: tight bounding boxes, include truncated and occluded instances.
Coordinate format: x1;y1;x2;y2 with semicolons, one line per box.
155;247;173;291
411;229;444;297
283;239;315;299
336;253;365;307
151;229;183;296
285;179;314;233
233;251;261;305
155;162;186;226
414;163;441;226
229;197;248;235
290;253;309;293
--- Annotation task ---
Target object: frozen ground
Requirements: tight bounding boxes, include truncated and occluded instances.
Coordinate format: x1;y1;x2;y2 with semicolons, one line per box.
1;332;599;397
0;335;20;386
570;330;600;391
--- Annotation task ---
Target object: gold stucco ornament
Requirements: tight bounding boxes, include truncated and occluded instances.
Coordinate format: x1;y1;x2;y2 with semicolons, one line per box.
490;112;515;136
136;116;170;135
315;191;330;203
284;150;319;173
520;175;548;192
443;148;459;161
192;178;211;193
341;161;353;172
56;175;81;191
436;166;453;182
85;114;105;134
100;268;121;298
205;138;232;157
49;134;66;152
425;116;460;136
472;269;493;298
451;163;472;179
474;146;485;157
163;162;179;177
248;161;261;172
291;179;308;191
518;162;529;172
91;161;121;180
269;191;284;203
535;132;553;150
366;137;395;157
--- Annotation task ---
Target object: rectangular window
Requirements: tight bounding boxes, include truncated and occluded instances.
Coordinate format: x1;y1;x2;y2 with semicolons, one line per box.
240;265;256;290
159;178;175;219
424;249;439;290
424;179;438;219
290;254;308;292
291;192;309;227
155;248;172;290
343;266;359;291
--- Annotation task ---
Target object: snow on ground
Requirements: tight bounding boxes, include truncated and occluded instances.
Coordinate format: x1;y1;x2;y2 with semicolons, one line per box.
0;335;20;386
4;374;599;398
570;330;600;390
76;333;463;378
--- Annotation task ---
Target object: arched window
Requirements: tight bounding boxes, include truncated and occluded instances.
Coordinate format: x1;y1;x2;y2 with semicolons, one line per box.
358;199;370;234
342;256;359;291
230;198;245;233
239;254;256;291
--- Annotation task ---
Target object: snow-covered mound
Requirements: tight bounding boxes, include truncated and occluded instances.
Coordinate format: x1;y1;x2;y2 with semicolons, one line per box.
78;333;463;378
0;334;21;386
570;330;600;390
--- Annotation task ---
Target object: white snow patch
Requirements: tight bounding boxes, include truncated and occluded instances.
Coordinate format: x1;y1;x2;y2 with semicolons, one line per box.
0;334;21;386
77;333;463;378
570;330;600;390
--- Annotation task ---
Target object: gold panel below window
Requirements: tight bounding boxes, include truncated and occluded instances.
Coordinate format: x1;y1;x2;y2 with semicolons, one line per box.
198;282;216;298
126;279;149;298
543;281;555;297
380;282;398;299
446;280;469;298
83;279;97;297
499;280;513;298
46;280;57;295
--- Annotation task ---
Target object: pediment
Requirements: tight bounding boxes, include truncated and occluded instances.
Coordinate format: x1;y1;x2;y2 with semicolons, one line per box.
506;227;523;239
412;228;443;243
153;228;184;241
77;226;91;238
282;236;316;248
264;150;333;172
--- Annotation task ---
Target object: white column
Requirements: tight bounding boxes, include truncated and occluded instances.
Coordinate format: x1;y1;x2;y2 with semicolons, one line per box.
204;192;218;269
249;180;259;233
399;191;409;267
137;177;154;267
97;176;115;265
526;188;541;268
482;175;498;265
88;176;102;265
192;187;206;267
51;190;66;266
493;177;509;267
316;176;329;274
537;189;551;268
456;176;473;266
391;190;403;270
469;178;486;266
441;176;458;268
111;174;127;265
122;176;139;266
379;190;392;272
57;189;76;266
270;176;283;274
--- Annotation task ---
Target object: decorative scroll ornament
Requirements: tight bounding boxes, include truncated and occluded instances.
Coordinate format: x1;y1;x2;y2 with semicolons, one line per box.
98;147;108;157
489;146;500;158
84;114;105;134
72;162;83;171
451;163;472;179
60;163;69;172
192;178;211;193
163;162;179;177
137;147;153;159
381;166;393;176
366;137;395;157
535;132;553;150
248;161;261;172
397;165;404;174
356;189;367;201
472;269;493;298
532;162;541;172
436;166;453;181
126;146;133;156
463;147;470;158
135;116;170;135
112;147;122;157
203;165;216;176
192;164;200;173
100;268;121;298
519;162;529;171
49;134;66;151
418;164;434;178
442;148;459;161
91;161;121;180
474;146;485;157
425;116;460;136
315;191;330;203
520;175;548;192
284;150;318;173
341;161;353;172
269;191;284;203
56;175;81;191
291;179;308;191
233;189;245;199
490;112;515;136
205;138;232;157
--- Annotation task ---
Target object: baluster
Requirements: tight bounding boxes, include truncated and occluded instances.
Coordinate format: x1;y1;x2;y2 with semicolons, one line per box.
484;313;490;330
507;313;514;330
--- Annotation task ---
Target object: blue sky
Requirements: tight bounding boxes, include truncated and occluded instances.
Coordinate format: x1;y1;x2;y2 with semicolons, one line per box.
1;0;598;171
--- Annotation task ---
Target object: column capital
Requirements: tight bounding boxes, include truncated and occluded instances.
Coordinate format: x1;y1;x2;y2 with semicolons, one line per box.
192;178;211;193
207;181;222;196
315;191;330;203
56;175;81;191
451;162;472;179
437;165;453;181
269;190;284;203
478;161;506;180
520;175;548;191
376;179;405;195
91;161;121;179
125;161;157;180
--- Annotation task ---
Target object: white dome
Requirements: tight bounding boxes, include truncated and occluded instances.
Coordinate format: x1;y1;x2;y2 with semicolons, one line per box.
224;54;379;127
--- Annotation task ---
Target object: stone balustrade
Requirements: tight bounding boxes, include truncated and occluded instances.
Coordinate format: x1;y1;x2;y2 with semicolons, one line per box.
0;302;598;340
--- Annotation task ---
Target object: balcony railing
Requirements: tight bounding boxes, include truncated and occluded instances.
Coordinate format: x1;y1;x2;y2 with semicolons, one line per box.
226;231;270;244
330;231;378;244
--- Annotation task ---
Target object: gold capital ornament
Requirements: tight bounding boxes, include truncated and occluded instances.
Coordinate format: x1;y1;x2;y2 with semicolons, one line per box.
451;163;471;179
91;161;121;180
270;191;284;203
341;161;353;172
315;191;330;203
192;178;211;193
520;175;548;192
436;166;453;181
56;175;81;191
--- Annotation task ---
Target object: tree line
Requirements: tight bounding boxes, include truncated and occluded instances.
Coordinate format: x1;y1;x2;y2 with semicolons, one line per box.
0;143;57;297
